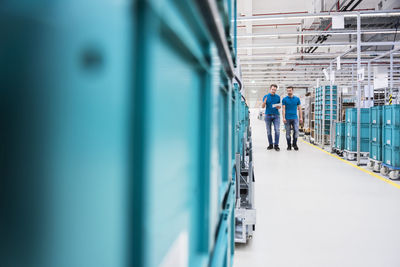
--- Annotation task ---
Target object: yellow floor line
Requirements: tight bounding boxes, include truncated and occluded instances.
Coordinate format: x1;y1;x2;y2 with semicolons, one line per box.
301;139;400;190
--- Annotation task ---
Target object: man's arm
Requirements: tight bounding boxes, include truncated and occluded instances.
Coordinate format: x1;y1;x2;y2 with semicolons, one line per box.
282;104;286;124
262;96;267;108
298;104;303;124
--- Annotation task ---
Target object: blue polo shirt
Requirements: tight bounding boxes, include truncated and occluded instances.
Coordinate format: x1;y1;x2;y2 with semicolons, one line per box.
262;93;281;115
282;95;301;120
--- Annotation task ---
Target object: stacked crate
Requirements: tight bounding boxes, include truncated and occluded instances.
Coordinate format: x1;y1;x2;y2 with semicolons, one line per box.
335;122;345;151
368;106;383;171
0;1;243;266
344;108;370;159
314;85;338;144
381;105;400;179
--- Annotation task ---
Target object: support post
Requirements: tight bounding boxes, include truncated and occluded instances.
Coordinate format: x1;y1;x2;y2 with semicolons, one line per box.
390;53;393;102
329;63;334;152
368;62;372;106
356;13;361;165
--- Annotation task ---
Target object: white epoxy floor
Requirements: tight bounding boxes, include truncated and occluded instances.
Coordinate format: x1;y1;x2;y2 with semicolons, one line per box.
234;110;400;267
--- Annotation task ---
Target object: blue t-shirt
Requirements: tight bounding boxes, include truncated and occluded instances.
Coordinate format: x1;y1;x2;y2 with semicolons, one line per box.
282;95;301;120
262;93;281;115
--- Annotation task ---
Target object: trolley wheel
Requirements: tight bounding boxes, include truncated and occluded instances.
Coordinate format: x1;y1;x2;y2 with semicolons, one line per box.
367;161;374;169
389;170;400;180
380;166;389;176
373;163;381;173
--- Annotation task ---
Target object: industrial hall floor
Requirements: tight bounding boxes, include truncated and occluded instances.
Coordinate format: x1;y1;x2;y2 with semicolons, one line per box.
234;110;400;267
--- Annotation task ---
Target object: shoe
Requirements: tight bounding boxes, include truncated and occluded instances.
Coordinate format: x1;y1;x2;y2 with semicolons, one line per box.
267;145;274;150
293;145;299;151
287;145;292;150
274;145;280;151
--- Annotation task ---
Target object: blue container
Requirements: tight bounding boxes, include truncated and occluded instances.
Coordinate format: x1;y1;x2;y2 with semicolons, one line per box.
370;125;382;143
325;105;338;109
335;135;345;150
324;85;338;90
383;126;400;148
370;106;383;125
0;1;239;267
383;104;400;127
383;145;400;167
369;142;382;161
336;122;345;136
325;114;337;120
345;137;370;152
345;123;370;139
324;95;337;100
325;100;338;105
346;108;370;124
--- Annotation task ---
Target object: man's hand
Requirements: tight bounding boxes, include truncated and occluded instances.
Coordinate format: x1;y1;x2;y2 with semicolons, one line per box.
299;118;303;124
283;119;287;124
262;96;267;108
276;105;281;110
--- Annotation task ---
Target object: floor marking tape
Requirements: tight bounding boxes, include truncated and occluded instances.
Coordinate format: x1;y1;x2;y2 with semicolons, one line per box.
301;140;400;190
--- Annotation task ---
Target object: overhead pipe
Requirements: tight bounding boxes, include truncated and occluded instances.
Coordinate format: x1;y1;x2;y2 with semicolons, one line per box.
237;23;301;28
307;0;364;53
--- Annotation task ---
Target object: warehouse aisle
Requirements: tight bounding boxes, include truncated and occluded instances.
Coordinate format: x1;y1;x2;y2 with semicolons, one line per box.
234;110;400;267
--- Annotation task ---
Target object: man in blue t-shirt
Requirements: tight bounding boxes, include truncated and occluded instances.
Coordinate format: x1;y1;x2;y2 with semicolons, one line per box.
262;84;281;151
282;86;303;151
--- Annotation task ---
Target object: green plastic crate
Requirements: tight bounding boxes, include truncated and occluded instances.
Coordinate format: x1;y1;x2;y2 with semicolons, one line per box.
383;145;400;167
369;142;382;161
383;126;400;148
336;122;345;136
335;135;345;150
370;125;382;143
346;108;370;124
383;104;400;127
345;137;370;152
370;106;383;125
345;123;370;139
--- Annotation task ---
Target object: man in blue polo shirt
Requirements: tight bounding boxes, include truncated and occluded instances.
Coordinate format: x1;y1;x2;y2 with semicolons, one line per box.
282;86;303;151
262;84;281;151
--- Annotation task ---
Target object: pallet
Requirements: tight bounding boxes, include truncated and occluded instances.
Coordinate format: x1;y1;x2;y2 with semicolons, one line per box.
380;163;400;180
367;158;382;173
343;150;369;164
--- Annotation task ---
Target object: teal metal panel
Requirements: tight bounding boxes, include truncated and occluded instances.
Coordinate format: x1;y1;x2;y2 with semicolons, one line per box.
383;145;400;167
383;104;400;127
